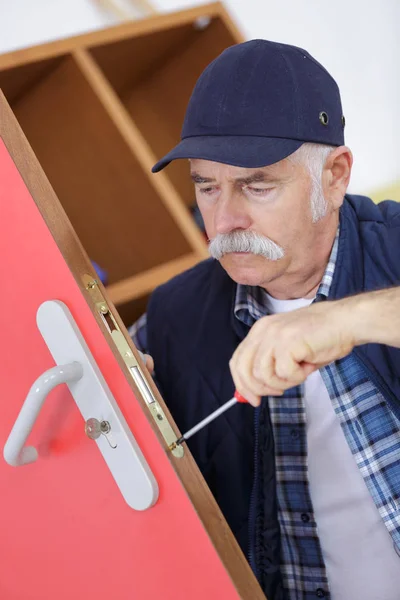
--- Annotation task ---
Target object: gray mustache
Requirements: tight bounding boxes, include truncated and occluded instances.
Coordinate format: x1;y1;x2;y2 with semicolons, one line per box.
208;230;285;261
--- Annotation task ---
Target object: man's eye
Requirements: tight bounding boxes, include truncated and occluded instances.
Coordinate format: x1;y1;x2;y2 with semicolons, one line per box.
248;187;270;194
245;186;273;197
199;186;216;194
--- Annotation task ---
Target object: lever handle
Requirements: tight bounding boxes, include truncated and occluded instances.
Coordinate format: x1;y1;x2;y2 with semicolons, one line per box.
3;362;83;467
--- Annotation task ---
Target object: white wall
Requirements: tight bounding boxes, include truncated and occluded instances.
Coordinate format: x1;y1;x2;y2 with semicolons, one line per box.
1;0;399;195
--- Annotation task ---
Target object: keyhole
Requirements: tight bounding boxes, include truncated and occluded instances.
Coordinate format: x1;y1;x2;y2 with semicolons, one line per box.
85;418;117;448
100;421;117;449
100;420;111;434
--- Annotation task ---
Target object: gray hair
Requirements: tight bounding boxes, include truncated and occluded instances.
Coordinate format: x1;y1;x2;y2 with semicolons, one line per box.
287;143;335;222
208;229;284;261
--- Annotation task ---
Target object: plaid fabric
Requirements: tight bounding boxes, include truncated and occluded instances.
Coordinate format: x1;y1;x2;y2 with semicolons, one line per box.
128;313;148;352
235;229;400;599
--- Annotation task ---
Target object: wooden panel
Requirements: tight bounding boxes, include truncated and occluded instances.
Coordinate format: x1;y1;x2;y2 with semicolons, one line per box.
0;90;264;600
107;251;201;305
116;293;151;328
0;2;223;70
0;56;63;104
11;55;192;285
88;22;196;95
123;17;242;206
72;48;208;258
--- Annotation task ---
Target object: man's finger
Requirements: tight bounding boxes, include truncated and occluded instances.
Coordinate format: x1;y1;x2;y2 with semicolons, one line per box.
138;351;154;374
300;362;319;378
230;357;261;406
144;354;154;373
253;351;292;392
232;339;283;401
275;350;309;384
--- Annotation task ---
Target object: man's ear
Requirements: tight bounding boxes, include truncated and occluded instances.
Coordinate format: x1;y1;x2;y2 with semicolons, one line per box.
322;146;353;209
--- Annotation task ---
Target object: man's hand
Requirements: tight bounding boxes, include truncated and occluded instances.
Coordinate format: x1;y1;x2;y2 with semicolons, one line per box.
230;299;357;406
138;351;154;374
230;286;400;406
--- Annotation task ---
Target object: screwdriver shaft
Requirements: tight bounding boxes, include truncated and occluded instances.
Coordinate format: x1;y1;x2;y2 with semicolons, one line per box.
177;397;238;445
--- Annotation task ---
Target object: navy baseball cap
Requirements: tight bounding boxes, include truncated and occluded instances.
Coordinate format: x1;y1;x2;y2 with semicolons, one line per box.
152;39;345;173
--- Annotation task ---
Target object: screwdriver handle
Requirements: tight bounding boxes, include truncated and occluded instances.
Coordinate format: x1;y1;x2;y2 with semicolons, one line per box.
234;390;248;403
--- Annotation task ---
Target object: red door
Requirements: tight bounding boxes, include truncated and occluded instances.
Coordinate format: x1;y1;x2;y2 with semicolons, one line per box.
0;117;258;599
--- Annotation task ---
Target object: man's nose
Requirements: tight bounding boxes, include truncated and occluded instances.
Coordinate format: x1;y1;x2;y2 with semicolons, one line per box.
214;194;252;235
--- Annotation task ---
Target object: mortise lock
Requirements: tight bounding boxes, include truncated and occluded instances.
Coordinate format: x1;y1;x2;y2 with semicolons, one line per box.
83;275;184;459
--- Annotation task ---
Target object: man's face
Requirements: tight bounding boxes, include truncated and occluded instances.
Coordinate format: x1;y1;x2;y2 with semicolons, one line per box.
191;157;335;289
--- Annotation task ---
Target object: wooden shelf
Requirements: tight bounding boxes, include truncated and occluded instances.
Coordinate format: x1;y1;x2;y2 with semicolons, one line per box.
8;54;194;285
90;13;241;208
0;2;243;324
106;251;202;304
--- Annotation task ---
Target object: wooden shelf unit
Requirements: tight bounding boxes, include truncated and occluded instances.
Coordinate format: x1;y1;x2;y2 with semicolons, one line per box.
0;2;243;325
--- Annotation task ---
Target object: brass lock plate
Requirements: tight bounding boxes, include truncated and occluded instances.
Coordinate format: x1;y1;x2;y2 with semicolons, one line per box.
83;275;184;458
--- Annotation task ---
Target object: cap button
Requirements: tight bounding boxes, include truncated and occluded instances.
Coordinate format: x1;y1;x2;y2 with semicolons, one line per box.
319;111;329;126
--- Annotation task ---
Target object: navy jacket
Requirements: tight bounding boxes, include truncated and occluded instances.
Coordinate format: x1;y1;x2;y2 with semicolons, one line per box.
147;195;400;598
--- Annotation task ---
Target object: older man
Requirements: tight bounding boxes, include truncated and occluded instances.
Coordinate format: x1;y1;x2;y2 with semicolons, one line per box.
130;40;400;599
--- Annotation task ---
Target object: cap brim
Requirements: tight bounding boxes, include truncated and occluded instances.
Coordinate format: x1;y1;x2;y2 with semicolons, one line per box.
152;136;304;173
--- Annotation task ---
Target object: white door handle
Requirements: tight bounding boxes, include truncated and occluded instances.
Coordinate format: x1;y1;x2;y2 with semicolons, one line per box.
3;300;159;511
3;362;83;467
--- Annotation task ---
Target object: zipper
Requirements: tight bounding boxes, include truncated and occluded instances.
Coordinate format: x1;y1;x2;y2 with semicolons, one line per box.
248;404;260;578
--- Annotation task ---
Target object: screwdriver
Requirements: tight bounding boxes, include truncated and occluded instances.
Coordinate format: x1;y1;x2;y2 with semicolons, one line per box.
169;391;248;451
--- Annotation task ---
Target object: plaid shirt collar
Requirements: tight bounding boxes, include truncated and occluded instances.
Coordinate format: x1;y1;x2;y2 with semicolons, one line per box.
234;227;339;326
